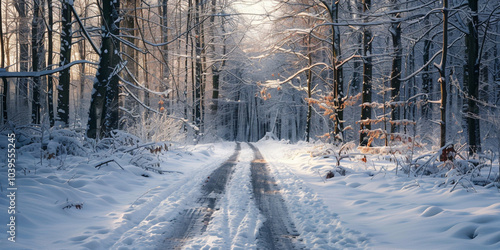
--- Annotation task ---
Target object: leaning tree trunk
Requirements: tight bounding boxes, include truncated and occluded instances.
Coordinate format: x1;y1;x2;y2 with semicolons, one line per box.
87;0;120;139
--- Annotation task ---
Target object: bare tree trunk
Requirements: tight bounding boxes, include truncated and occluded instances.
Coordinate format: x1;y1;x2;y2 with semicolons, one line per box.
332;1;344;140
123;0;139;127
436;0;448;148
390;0;402;134
57;0;73;126
15;0;30;118
0;1;8;123
464;0;481;155
47;0;54;126
194;0;203;136
31;0;45;124
360;0;372;146
210;0;225;114
306;51;312;142
161;0;169;85
87;0;120;139
422;17;432;121
184;0;192;132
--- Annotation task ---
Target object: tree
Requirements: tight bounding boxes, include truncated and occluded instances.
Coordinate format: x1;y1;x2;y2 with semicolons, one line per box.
47;0;55;126
1;0;8;123
87;0;121;139
360;0;372;146
389;0;402;134
436;0;449;148
464;0;481;155
31;0;45;124
14;0;30;117
57;0;73;126
318;0;344;141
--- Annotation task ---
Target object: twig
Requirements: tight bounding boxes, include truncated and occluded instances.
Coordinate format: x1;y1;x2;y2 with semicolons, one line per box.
130;186;160;207
66;173;77;184
94;159;124;170
317;170;326;183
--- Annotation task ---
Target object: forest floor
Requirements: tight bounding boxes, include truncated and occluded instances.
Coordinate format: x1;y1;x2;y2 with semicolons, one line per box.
1;134;500;249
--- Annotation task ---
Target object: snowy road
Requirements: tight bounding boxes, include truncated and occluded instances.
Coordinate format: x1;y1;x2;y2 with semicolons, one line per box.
249;143;301;249
159;143;242;249
159;142;301;249
6;139;499;250
108;141;365;249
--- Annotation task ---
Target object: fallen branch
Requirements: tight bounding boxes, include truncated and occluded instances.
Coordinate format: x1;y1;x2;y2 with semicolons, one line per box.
94;159;124;170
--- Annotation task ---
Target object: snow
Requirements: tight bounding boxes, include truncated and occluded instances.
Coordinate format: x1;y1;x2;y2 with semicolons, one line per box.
0;137;234;249
1;132;499;249
255;140;500;249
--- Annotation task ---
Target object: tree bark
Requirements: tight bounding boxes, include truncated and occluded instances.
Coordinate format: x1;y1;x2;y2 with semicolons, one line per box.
390;0;402;134
360;0;372;146
47;0;55;126
0;1;8;123
436;0;448;148
15;0;30;117
306;51;312;142
31;0;45;124
464;0;481;155
194;0;203;135
422;18;432;121
57;0;73;125
87;0;120;139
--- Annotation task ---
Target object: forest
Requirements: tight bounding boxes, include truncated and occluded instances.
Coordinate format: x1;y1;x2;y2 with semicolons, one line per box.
2;0;500;249
0;0;499;154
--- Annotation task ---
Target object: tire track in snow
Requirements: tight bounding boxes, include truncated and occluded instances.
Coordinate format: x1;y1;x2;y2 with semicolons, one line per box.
248;143;302;249
158;143;241;249
182;143;262;249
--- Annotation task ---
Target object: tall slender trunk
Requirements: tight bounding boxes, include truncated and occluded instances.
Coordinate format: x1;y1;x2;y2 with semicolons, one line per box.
422;17;432;121
390;0;401;134
79;3;87;121
194;0;203;135
436;0;448;148
122;0;138;129
1;1;8;123
331;1;343;140
464;0;480;155
16;0;29;116
161;0;169;85
57;0;73;126
184;0;192;132
47;0;54;126
306;51;312;142
31;0;45;124
210;0;224;114
360;0;372;146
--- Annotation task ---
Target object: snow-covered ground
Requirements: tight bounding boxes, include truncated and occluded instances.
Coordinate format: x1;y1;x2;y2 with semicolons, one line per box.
1;132;500;249
257;140;500;250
